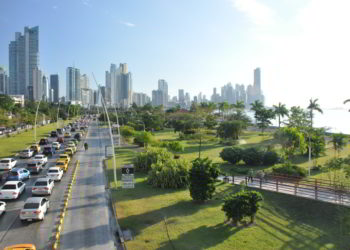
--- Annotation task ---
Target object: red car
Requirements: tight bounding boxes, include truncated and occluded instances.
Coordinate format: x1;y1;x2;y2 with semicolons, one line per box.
57;137;64;143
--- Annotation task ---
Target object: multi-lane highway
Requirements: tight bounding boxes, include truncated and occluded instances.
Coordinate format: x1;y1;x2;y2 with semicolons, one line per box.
0;120;117;249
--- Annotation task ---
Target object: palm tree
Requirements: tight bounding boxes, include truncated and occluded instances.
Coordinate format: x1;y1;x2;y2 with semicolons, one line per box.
344;99;350;111
232;101;245;111
250;100;264;124
273;102;289;128
307;98;323;128
218;102;229;120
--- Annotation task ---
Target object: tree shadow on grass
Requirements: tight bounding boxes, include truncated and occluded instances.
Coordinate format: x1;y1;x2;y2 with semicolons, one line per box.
157;222;243;250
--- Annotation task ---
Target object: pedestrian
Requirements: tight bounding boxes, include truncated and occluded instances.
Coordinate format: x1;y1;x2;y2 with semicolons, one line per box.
84;142;88;151
248;168;254;183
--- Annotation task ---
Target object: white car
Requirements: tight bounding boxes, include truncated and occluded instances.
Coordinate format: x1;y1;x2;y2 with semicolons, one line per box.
20;197;50;222
0;158;17;170
33;154;48;166
47;167;63;181
52;142;61;150
19;149;34;158
0;201;6;215
32;178;54;195
0;181;25;199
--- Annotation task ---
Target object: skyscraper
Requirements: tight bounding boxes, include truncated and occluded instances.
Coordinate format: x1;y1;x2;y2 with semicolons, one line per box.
109;63;133;107
152;90;163;107
254;68;261;93
80;74;89;89
32;67;42;101
105;70;111;105
50;74;59;103
0;67;8;94
158;79;168;107
178;89;185;104
66;67;81;103
9;26;39;99
42;75;48;101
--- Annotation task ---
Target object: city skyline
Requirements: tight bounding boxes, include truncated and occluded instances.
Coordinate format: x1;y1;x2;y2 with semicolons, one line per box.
1;0;350;109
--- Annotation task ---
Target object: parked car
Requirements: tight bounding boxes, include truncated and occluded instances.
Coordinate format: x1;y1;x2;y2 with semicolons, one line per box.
56;161;68;172
30;144;41;154
6;168;30;181
0;181;26;199
4;244;36;250
0;201;6;215
57;137;64;143
0;158;17;171
20;197;50;222
58;154;70;164
52;142;61;150
19;149;34;158
27;162;43;174
51;130;58;137
32;178;54;195
47;167;63;181
33;154;48;165
39;138;49;146
43;147;54;156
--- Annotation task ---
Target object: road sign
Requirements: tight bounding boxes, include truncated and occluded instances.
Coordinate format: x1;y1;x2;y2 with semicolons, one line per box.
105;145;113;157
122;164;134;189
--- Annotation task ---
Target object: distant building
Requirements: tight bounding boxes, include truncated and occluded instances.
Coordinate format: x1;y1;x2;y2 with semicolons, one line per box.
185;92;191;107
0;67;8;94
178;89;185;104
152;90;163;107
158;79;168;107
9;26;39;99
108;63;133;107
9;95;25;107
50;74;59;103
32;67;42;101
80;74;89;89
49;88;54;103
66;67;81;102
42;75;48;101
133;92;150;107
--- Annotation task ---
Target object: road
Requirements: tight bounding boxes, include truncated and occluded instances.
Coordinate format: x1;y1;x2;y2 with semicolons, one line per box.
0;127;82;249
59;121;117;249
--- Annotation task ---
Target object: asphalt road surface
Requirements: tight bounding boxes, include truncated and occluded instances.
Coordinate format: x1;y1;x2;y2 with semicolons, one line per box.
0;131;81;249
59;121;117;249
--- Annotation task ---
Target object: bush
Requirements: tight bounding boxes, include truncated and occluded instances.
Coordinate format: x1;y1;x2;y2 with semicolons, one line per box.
242;148;264;166
147;159;191;188
262;151;280;166
120;125;135;138
160;141;184;154
220;147;243;165
189;158;220;202
134;131;154;147
272;163;307;177
133;147;173;172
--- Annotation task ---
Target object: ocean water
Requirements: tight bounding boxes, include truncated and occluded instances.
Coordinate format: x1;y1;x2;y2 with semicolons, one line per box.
246;108;350;134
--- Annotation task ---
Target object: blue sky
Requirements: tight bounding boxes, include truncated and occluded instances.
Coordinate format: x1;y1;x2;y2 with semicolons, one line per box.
0;0;349;109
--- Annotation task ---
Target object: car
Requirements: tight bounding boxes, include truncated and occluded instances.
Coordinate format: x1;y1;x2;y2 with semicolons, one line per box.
58;154;70;164
56;128;63;135
0;201;6;215
0;158;17;171
30;144;41;154
47;167;63;181
57;137;64;143
66;143;77;153
70;127;76;132
64;132;71;138
51;130;58;137
64;148;74;157
4;244;36;250
56;161;68;172
20;197;49;222
6;168;30;181
19;149;34;158
52;142;61;150
0;181;25;199
71;139;78;146
39;138;49;146
32;178;54;195
74;133;81;141
33;154;48;165
43;147;54;156
27;162;43;174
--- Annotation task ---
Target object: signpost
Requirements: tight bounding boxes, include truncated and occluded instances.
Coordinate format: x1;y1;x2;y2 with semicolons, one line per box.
122;164;134;189
105;145;113;158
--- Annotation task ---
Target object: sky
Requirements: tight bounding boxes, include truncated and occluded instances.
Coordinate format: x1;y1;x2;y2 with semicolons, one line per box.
0;0;350;109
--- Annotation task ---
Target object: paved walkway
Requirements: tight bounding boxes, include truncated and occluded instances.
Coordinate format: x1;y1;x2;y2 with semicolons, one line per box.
218;175;350;207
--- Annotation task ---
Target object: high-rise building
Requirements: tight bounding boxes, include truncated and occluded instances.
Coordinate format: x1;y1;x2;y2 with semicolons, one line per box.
49;88;54;103
109;63;133;107
254;68;261;93
66;67;81;103
185;92;191;106
158;79;168;107
152;90;163;106
133;92;150;107
9;26;39;99
0;67;8;94
178;89;185;104
50;74;59;103
80;74;89;89
42;75;48;101
81;88;91;106
32;67;42;101
105;70;111;105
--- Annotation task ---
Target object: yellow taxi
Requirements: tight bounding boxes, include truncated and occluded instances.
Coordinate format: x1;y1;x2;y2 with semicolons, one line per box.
56;160;68;172
64;132;71;138
5;244;36;250
64;148;74;157
57;154;70;164
30;144;41;153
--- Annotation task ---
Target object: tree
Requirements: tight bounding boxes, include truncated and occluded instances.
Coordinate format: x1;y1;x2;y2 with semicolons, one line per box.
189;158;220;202
330;133;347;157
220;147;243;165
254;107;275;134
287;106;310;129
0;94;15;111
273;102;289;128
309;128;326;157
274;127;306;159
204;114;217;129
133;131;154;148
250;100;264;124
307;98;323;128
217;121;245;140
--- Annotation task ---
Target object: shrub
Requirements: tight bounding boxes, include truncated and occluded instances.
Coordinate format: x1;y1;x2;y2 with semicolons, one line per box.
160;141;184;154
272;163;307;177
120;125;135;138
134;131;154;147
220;147;243;165
147;159;191;188
133;147;172;172
242;148;264;166
189;158;220;202
262;151;280;166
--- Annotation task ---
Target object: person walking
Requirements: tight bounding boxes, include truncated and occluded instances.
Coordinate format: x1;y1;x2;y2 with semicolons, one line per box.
84;142;88;151
248;168;254;183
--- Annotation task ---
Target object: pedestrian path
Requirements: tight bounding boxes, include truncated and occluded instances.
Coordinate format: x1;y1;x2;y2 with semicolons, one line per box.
218;175;350;207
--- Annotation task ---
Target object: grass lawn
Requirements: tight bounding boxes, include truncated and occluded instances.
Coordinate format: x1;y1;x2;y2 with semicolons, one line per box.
106;147;350;250
0;120;73;158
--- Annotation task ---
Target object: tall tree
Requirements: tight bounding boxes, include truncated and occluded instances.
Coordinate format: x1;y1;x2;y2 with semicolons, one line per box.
307;98;323;128
330;133;347;157
273;102;289;128
255;107;275;134
287;106;310;129
250;100;264;124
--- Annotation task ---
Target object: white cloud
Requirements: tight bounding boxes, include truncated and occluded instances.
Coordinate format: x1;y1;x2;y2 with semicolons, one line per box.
52;5;58;10
120;21;135;27
231;0;275;26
